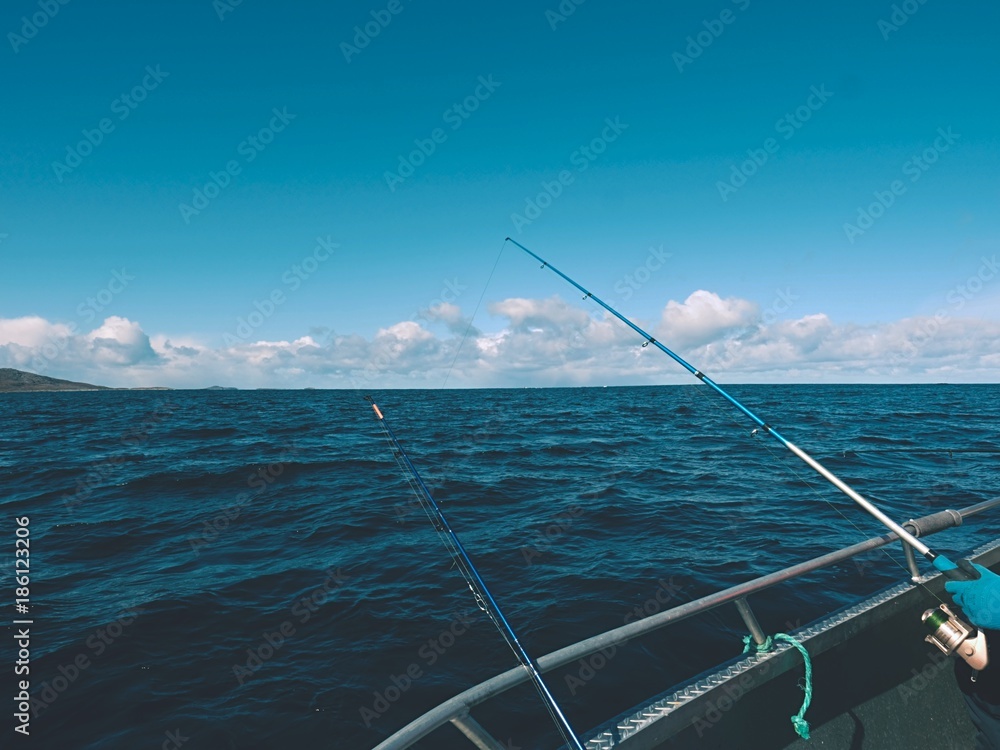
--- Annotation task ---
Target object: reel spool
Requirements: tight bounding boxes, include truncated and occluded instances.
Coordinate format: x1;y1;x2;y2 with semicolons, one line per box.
922;603;989;677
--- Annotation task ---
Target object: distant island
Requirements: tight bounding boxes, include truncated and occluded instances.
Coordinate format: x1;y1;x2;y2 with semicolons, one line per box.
0;368;178;392
0;368;110;392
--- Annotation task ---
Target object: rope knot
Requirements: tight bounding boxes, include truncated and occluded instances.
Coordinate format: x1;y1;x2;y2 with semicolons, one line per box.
740;631;813;740
741;634;775;653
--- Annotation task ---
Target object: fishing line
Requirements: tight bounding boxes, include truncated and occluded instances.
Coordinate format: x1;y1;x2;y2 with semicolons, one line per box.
657;323;965;607
613;330;926;634
377;423;497;617
745;417;949;603
368;398;586;750
441;239;507;389
507;238;981;591
675;381;924;573
688;357;945;603
501;237;990;688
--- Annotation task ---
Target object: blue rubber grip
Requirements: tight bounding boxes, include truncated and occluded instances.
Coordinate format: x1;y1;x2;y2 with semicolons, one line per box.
941;558;982;581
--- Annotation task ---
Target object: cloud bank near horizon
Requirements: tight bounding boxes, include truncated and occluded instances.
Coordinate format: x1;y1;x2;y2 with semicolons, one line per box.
1;292;998;388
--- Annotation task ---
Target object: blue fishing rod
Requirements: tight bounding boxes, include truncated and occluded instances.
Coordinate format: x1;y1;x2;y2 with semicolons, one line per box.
506;239;979;580
508;238;993;674
367;397;586;750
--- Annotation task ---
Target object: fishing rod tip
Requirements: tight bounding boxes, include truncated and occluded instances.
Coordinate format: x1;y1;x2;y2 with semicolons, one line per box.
362;394;384;419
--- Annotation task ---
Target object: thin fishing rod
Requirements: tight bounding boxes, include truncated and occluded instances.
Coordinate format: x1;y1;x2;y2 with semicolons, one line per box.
367;397;587;750
506;238;975;579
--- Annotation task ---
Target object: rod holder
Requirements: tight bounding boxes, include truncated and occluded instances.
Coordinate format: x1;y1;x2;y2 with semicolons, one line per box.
734;597;767;647
450;712;506;750
901;513;962;582
902;540;921;582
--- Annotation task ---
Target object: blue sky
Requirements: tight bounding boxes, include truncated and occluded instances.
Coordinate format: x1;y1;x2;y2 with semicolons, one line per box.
2;0;998;387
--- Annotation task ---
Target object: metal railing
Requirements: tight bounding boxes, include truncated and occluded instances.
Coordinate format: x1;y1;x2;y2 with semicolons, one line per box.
373;497;1000;750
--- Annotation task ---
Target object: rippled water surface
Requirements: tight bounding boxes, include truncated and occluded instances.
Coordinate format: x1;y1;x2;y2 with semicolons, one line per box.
2;385;998;749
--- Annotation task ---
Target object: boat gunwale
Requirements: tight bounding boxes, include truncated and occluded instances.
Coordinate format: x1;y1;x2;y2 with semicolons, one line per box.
586;535;1000;749
371;497;1000;750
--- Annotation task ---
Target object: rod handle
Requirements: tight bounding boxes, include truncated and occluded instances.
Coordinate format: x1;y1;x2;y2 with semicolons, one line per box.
939;558;982;581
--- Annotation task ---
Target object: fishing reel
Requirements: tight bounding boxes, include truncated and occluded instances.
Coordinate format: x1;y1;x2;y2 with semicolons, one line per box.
922;603;989;677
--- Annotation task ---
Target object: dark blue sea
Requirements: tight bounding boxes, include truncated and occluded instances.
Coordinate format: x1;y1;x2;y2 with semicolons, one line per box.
2;385;998;749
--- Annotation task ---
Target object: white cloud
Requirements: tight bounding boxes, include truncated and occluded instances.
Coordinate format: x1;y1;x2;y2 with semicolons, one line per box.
375;321;435;344
0;293;998;388
85;316;158;365
420;302;467;333
659;290;759;348
489;296;592;331
0;316;74;348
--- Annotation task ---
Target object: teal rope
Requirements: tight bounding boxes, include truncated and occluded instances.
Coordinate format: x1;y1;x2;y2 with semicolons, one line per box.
742;634;774;653
742;632;813;740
